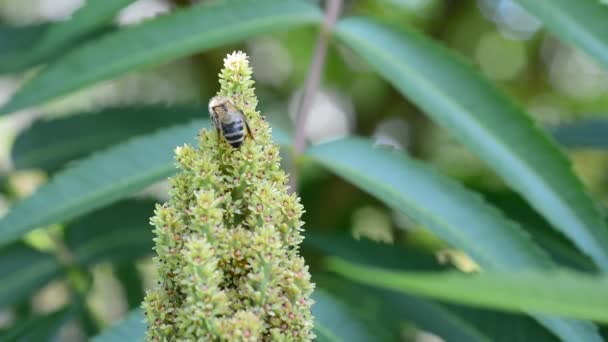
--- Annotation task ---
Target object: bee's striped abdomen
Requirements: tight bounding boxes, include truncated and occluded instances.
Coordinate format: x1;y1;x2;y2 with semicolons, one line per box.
221;119;245;148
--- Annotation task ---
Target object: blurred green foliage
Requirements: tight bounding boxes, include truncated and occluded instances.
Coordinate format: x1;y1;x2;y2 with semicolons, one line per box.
0;0;607;341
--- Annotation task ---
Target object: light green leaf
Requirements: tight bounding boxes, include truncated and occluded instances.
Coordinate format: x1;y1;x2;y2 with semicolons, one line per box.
329;258;608;323
0;242;62;307
335;18;608;273
12;106;202;171
512;0;608;69
305;138;600;341
0;120;203;247
0;0;322;115
550;119;608;150
66;200;155;266
91;309;145;342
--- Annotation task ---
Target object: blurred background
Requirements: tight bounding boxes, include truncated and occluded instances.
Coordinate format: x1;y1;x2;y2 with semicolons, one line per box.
0;0;607;341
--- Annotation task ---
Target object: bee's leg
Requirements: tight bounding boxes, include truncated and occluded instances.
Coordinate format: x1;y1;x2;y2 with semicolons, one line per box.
212;115;222;143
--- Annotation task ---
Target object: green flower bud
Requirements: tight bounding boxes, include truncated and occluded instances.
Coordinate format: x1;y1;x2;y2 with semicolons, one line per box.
143;51;315;341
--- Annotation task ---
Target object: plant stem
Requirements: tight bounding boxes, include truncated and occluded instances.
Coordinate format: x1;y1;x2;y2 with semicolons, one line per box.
290;0;342;191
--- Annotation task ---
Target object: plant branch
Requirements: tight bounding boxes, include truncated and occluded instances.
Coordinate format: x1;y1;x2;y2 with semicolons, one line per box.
290;0;342;191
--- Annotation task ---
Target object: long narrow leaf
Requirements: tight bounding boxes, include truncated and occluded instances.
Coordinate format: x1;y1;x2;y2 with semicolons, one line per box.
335;18;608;273
0;0;322;115
329;258;608;323
512;0;608;69
0;119;289;248
0;120;203;247
305;138;600;341
0;242;63;307
551;119;608;150
66;200;155;266
12;106;202;171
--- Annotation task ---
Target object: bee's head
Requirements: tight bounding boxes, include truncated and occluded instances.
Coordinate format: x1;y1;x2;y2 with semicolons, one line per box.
209;96;237;117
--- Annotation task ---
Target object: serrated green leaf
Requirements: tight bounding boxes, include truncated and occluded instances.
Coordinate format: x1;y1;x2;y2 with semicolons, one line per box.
91;309;145;342
329;258;608;323
66;200;155;266
0;0;322;115
335;18;608;274
1;0;133;74
512;0;608;69
304;138;600;341
0;242;62;307
0;119;289;249
551;119;608;150
12;106;202;171
0;120;203;247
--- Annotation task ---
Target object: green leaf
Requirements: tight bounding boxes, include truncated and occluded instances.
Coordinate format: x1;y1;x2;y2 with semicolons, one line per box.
0;307;73;342
91;309;145;342
12;106;202;171
0;0;322;115
312;290;385;342
0;119;289;249
335;18;608;273
0;24;49;72
0;242;62;307
329;258;608;323
304;231;446;271
512;0;608;69
114;262;145;310
304;138;600;341
66;200;155;266
318;275;557;342
23;0;135;65
0;120;203;247
550;119;608;150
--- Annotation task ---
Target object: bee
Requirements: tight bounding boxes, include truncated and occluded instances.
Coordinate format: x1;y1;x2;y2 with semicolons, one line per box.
208;96;254;148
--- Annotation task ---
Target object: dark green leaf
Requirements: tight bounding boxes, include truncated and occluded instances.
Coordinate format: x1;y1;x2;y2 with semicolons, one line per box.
335;18;608;274
0;119;289;249
550;119;608;149
0;24;49;71
115;263;145;310
329;258;608;323
0;120;203;247
91;309;145;342
66;200;155;266
0;307;73;342
0;0;322;115
0;242;62;307
305;138;599;341
318;274;557;342
304;231;445;271
512;0;608;69
22;0;135;66
12;106;203;171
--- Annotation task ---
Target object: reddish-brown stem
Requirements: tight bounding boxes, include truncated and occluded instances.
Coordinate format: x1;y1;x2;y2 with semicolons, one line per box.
289;0;342;191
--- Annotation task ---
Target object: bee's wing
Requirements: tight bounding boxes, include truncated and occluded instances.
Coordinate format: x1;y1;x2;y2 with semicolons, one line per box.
240;110;255;140
210;108;222;142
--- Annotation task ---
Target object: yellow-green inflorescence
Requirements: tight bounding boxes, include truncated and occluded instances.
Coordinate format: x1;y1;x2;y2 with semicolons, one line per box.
142;51;315;341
